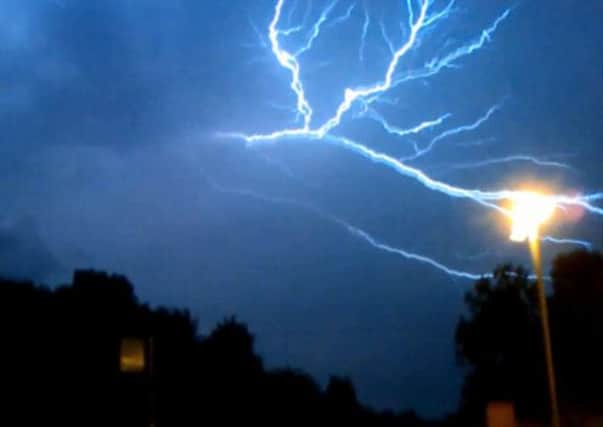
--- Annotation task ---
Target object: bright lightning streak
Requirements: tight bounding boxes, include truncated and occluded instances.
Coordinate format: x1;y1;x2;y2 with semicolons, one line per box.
425;9;511;71
381;9;511;97
367;109;451;140
318;134;509;214
406;0;414;30
431;105;500;145
218;0;603;277
206;176;489;281
541;236;592;250
346;226;487;280
327;3;356;28
424;0;455;27
318;0;430;137
294;1;338;57
441;156;573;172
402;105;500;161
238;0;432;141
279;25;305;36
223;138;603;221
269;0;313;128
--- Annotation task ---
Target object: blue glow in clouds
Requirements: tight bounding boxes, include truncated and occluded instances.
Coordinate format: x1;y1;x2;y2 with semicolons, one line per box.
218;0;602;279
359;3;370;62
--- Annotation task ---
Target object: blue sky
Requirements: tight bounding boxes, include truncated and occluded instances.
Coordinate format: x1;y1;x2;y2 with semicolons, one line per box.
1;0;602;417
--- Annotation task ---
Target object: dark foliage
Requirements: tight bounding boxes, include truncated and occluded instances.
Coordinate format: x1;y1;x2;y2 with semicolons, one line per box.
0;269;441;426
550;250;603;408
455;249;603;425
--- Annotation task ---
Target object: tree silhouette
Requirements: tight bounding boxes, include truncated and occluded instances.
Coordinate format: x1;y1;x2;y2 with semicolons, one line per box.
550;249;603;409
455;264;547;422
455;250;603;424
0;268;443;426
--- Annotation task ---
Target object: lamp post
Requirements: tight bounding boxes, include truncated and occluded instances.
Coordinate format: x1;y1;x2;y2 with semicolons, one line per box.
509;192;561;427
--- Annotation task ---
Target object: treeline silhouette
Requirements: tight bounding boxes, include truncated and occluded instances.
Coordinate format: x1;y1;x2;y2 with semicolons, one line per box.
0;269;442;427
455;249;603;426
1;248;601;426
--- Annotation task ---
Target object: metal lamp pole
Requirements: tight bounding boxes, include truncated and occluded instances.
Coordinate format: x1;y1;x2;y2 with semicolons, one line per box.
529;236;560;427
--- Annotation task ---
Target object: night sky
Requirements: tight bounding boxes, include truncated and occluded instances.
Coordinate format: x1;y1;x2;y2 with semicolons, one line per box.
1;0;602;417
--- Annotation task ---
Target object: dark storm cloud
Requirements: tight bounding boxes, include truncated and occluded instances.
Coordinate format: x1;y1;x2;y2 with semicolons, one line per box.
1;0;277;151
0;216;61;282
2;0;171;148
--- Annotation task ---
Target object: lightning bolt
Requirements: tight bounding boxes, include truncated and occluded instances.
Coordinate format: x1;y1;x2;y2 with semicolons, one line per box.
425;8;511;72
430;106;500;146
366;108;451;142
435;156;574;175
207;175;570;281
206;176;489;280
225;0;433;141
327;2;356;28
541;236;592;250
346;226;487;280
267;0;314;129
218;0;602;279
424;0;456;28
401;105;501;161
294;1;339;57
380;8;511;100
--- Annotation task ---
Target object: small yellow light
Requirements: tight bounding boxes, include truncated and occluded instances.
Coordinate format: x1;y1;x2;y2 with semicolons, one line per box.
509;191;556;243
120;337;146;373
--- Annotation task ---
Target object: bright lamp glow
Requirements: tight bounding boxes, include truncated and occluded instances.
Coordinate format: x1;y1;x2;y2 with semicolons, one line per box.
509;191;556;242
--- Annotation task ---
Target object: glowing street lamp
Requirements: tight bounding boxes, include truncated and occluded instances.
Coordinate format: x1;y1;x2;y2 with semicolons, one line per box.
509;192;556;244
508;191;560;427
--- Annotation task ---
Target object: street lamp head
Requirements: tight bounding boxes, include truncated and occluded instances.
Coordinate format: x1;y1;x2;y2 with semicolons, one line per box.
509;191;556;243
